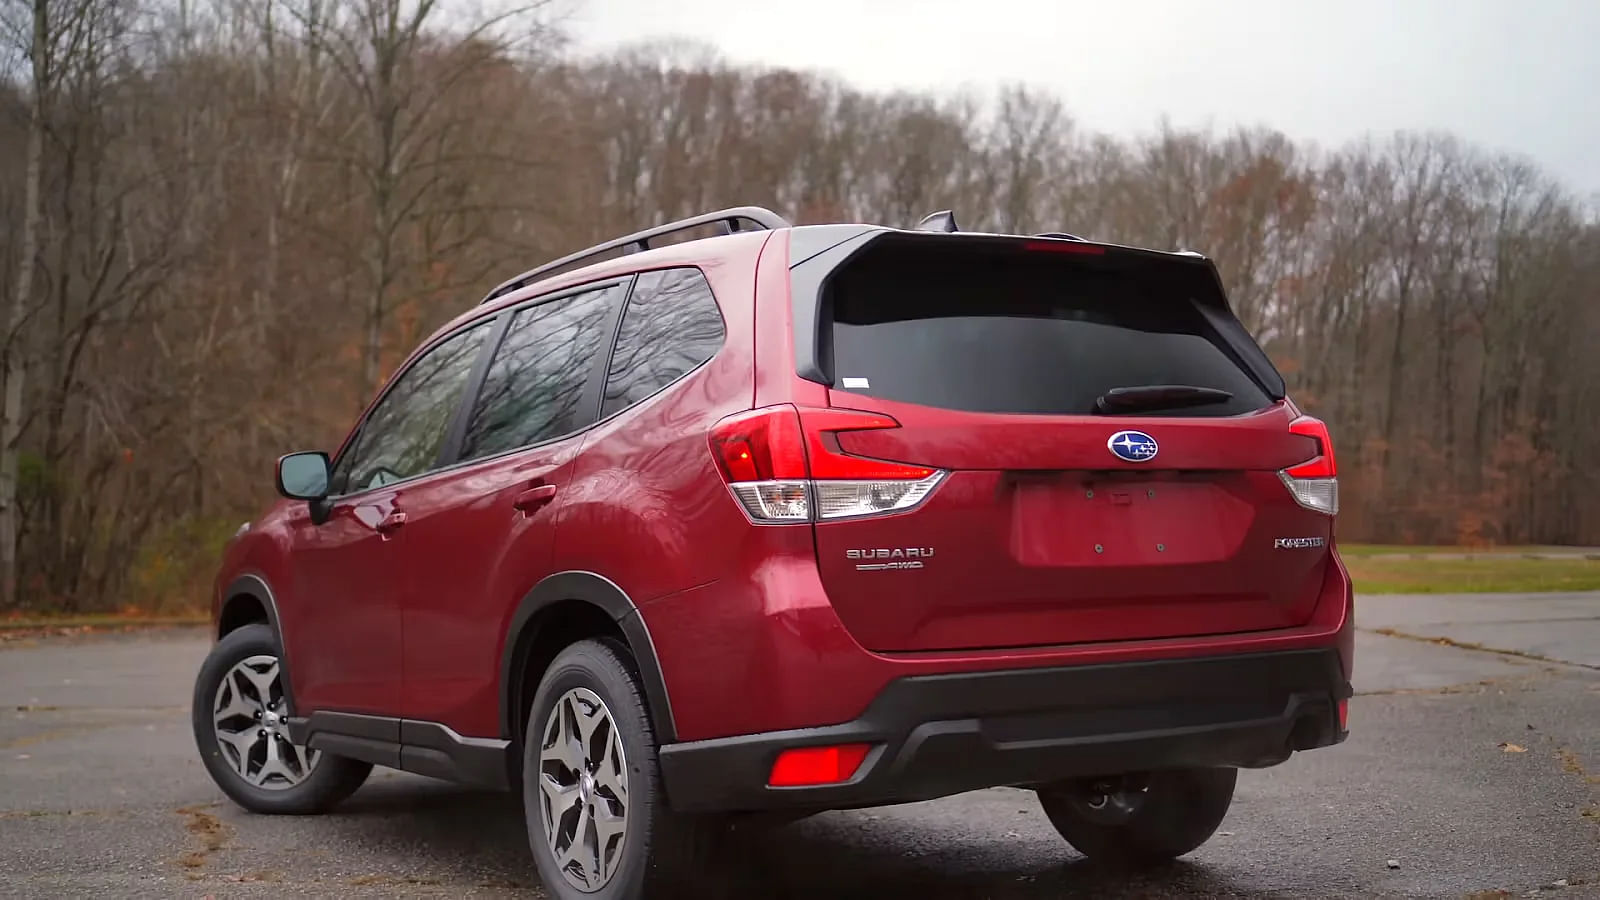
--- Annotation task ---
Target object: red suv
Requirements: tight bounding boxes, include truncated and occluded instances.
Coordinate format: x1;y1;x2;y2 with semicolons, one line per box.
193;207;1352;897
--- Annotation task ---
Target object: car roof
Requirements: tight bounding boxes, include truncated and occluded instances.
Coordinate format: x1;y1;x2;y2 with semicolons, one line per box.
402;206;1216;386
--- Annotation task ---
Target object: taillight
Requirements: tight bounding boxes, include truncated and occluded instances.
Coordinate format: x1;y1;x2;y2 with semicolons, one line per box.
709;405;946;523
1280;415;1338;515
709;407;811;521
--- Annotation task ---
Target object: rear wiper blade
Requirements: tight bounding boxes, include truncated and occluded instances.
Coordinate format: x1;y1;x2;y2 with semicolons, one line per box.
1094;385;1234;414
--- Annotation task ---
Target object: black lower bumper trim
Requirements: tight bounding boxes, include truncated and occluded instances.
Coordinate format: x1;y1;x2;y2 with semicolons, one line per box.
659;648;1349;813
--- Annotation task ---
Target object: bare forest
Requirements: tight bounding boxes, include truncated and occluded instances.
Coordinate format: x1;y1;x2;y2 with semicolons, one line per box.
1;0;1597;613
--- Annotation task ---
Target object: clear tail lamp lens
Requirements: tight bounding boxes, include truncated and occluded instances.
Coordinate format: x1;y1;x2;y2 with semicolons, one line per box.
812;474;945;520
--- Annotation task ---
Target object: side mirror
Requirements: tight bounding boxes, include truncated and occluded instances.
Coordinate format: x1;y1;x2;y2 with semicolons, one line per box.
276;452;331;500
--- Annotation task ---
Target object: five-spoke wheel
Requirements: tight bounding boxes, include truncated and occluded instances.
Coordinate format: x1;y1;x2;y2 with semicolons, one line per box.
538;687;630;891
523;638;722;899
192;623;371;814
212;654;320;789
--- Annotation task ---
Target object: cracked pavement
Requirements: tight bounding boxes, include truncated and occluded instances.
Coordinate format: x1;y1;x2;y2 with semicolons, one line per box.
1;592;1597;898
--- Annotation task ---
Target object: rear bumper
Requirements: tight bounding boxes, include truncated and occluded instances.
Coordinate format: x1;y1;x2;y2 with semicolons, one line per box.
658;647;1349;813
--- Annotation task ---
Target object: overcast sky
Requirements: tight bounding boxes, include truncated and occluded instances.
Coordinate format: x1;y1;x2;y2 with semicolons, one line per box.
566;0;1600;199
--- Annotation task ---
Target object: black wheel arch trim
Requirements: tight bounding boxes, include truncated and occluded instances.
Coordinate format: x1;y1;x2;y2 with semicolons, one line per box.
498;570;676;744
219;574;299;710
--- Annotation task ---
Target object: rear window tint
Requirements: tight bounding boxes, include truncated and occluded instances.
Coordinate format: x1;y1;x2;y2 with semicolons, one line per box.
460;284;618;459
602;268;724;417
826;242;1272;417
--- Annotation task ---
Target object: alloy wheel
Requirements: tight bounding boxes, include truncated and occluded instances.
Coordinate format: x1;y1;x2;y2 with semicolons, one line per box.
537;687;629;892
211;654;320;789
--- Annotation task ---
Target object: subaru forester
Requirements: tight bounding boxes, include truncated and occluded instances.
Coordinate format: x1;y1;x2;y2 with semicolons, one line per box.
192;207;1352;899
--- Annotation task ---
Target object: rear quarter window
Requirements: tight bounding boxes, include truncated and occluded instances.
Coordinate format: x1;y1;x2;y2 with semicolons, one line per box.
601;267;725;417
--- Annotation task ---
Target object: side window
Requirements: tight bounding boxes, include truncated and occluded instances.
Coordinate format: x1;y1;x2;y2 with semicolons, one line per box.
331;323;490;494
601;268;725;418
460;284;619;460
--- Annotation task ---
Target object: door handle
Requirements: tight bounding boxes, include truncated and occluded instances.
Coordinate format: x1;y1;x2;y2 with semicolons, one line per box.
376;511;407;536
513;484;558;516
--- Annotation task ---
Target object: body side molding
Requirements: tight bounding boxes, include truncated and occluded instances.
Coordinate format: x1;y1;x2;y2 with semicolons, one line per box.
287;712;511;790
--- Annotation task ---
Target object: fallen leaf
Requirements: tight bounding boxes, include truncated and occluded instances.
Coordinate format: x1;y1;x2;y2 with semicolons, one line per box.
1499;742;1528;753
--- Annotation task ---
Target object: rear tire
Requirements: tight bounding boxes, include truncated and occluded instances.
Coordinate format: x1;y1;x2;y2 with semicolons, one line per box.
191;624;371;815
522;638;721;899
1036;767;1236;865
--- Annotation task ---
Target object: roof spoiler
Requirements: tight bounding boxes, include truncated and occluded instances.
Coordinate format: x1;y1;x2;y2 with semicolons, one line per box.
913;209;1092;243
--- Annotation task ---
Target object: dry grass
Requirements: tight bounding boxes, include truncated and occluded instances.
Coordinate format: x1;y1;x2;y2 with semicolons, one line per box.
1345;551;1600;593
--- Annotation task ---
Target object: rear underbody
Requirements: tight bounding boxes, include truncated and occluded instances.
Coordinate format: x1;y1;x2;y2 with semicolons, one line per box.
660;647;1350;814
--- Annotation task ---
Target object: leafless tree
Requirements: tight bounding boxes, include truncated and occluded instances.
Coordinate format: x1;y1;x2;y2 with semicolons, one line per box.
0;29;1596;612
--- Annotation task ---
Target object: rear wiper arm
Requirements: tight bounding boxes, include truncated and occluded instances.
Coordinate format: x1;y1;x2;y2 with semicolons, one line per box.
1094;385;1234;414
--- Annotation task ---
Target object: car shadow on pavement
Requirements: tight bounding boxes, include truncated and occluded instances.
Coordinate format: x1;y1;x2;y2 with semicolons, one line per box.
710;816;1287;900
329;779;1284;899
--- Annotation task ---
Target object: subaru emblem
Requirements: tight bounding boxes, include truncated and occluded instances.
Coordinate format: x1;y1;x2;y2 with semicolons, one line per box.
1107;430;1158;463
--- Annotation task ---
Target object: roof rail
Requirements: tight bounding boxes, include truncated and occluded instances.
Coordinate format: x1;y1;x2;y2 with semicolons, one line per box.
482;206;792;304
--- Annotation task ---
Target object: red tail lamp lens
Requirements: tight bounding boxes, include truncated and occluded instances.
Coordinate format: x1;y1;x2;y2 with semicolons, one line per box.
1285;416;1337;478
709;406;807;482
767;743;873;787
798;408;934;480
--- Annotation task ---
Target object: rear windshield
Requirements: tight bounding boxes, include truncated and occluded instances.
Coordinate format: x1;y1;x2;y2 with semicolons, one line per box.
825;239;1274;417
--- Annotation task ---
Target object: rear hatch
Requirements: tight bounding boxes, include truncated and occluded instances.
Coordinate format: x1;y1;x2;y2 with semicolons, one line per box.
796;232;1335;652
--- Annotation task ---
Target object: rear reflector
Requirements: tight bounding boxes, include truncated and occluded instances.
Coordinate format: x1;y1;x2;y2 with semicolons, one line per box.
710;405;945;523
1280;415;1339;515
1338;698;1349;731
768;744;873;787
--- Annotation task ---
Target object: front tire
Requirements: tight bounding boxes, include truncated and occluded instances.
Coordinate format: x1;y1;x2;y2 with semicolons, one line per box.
191;624;371;814
523;638;719;899
1036;767;1236;865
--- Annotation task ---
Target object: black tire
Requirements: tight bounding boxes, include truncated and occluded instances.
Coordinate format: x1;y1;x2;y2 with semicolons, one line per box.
191;624;371;815
522;638;720;900
1036;767;1237;865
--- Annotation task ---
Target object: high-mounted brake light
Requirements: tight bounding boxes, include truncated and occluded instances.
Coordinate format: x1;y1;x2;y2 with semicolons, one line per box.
1022;240;1106;255
1280;415;1338;515
768;743;873;787
709;405;945;523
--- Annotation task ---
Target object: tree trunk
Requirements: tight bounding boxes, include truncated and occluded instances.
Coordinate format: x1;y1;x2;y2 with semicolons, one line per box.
1;0;49;609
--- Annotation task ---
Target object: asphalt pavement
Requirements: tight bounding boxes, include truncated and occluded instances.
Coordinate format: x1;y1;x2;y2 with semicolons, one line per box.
2;593;1597;898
